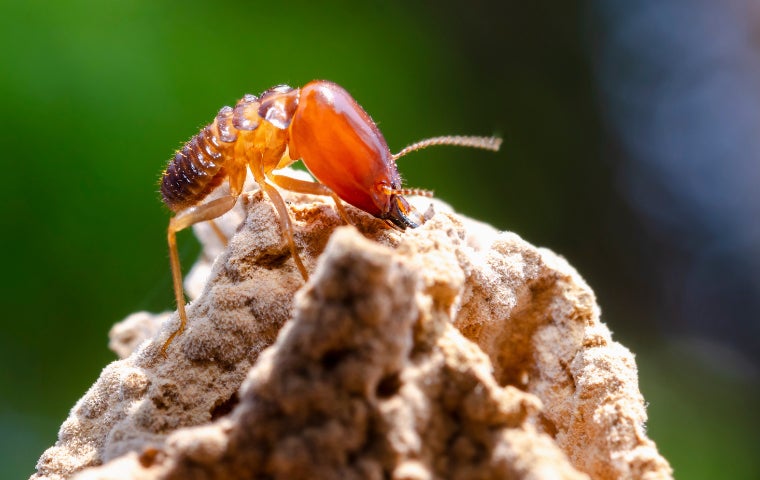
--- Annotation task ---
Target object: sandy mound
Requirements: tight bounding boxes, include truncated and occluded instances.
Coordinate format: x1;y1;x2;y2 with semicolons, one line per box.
32;178;672;479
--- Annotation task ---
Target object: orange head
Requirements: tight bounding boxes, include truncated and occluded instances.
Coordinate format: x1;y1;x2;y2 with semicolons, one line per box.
288;80;425;229
288;80;501;229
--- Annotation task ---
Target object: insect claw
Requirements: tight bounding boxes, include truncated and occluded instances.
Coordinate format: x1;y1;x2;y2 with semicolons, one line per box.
383;194;424;229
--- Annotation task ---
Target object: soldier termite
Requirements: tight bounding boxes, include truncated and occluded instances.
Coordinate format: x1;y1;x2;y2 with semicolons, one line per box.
160;80;501;354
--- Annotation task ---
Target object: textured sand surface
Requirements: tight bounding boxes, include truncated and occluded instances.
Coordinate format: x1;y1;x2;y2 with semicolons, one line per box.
32;177;672;479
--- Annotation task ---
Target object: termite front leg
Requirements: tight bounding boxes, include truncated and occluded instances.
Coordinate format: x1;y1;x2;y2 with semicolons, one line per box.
269;173;352;224
163;194;238;356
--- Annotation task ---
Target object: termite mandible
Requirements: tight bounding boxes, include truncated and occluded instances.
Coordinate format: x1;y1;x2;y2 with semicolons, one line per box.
159;80;501;354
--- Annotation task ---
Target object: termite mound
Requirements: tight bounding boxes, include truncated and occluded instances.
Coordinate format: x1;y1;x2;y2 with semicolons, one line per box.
31;183;672;480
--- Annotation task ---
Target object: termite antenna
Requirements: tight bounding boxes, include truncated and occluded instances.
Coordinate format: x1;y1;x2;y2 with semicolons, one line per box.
380;185;434;197
392;135;502;161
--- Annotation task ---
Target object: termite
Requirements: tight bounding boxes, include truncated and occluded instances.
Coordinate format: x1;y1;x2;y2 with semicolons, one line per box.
159;80;501;354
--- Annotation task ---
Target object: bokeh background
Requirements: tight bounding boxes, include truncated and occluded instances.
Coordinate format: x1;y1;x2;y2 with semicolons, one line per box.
1;0;758;478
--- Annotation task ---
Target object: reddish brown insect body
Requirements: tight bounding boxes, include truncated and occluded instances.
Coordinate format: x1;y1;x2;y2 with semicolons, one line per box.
160;80;501;354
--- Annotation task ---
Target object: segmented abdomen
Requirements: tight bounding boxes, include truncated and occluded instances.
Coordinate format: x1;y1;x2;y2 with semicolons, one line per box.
160;96;254;212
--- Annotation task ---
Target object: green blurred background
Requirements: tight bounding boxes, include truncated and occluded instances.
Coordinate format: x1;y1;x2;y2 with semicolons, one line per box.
1;0;758;478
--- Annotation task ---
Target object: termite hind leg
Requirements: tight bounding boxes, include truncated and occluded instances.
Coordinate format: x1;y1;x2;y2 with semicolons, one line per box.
269;173;351;224
164;225;186;357
162;194;239;356
259;182;309;281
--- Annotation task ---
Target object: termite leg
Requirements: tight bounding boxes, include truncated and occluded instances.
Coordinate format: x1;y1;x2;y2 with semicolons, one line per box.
257;181;309;280
269;173;352;224
163;194;238;356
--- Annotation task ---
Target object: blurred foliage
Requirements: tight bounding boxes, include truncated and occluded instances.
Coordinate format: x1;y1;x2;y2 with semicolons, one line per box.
0;0;757;479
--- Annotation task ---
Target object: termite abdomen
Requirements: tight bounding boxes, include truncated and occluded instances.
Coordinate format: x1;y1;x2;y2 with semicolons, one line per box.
160;124;227;212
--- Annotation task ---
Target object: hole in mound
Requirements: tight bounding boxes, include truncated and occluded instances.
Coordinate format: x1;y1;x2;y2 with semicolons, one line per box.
376;372;402;398
210;392;240;420
321;348;351;370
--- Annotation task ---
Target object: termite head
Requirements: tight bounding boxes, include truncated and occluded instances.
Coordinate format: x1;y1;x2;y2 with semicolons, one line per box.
289;80;431;230
288;80;501;231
